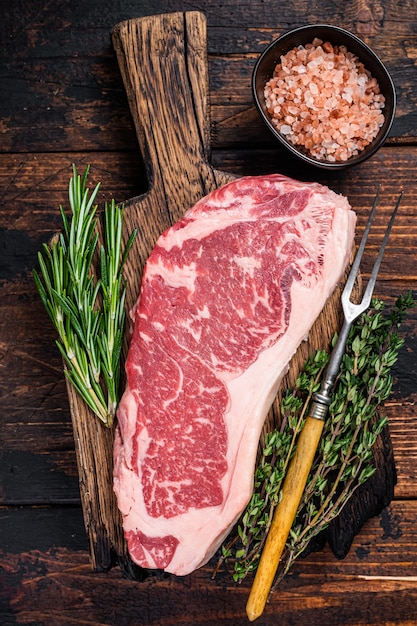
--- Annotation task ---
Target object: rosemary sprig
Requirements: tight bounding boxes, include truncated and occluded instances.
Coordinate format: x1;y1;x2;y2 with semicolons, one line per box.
216;292;415;584
33;165;137;427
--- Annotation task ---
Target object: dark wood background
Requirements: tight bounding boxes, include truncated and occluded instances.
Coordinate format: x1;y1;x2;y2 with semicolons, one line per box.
1;1;417;624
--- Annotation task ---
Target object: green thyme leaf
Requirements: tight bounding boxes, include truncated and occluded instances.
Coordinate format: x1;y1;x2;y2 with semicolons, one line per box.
215;293;416;584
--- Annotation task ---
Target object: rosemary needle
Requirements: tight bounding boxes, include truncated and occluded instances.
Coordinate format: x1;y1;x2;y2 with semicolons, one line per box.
33;164;137;427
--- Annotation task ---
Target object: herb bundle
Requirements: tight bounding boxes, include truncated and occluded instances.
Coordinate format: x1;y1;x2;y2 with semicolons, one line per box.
216;293;415;585
33;165;137;427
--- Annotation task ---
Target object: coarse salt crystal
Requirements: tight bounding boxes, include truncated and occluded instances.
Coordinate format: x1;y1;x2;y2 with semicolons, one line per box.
280;124;292;135
309;81;319;95
342;90;353;103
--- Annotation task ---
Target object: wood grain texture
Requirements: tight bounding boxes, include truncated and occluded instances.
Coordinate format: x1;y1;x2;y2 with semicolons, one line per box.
111;12;237;307
1;1;417;623
2;0;417;153
1;502;417;626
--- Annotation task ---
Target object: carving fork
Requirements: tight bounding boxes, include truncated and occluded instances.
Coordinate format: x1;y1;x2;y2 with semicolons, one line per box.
246;189;403;622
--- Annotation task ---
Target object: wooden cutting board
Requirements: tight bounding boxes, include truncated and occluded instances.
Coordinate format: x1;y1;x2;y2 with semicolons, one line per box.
65;11;396;578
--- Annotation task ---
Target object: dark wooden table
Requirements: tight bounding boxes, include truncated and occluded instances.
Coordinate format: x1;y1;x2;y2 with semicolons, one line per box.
2;1;417;624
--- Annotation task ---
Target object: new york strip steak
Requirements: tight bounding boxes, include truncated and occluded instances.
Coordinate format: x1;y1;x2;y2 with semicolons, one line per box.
114;174;356;575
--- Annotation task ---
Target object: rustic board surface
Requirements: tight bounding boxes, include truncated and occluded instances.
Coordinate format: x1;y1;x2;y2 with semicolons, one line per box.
67;9;394;577
2;1;417;625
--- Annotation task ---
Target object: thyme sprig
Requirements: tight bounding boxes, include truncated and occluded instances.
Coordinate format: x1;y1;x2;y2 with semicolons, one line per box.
33;165;137;427
216;292;415;584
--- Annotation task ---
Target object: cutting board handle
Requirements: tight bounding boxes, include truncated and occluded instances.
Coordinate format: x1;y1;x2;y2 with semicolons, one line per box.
112;11;220;222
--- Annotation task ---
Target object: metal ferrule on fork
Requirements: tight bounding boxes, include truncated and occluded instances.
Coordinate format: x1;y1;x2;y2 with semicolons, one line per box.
309;395;331;421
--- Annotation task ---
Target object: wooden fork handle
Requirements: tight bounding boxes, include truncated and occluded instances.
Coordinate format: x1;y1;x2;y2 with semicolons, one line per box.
246;415;325;622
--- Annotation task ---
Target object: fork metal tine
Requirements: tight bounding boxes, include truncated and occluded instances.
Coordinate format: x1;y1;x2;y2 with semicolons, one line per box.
360;190;403;312
312;189;403;407
342;186;381;300
342;189;403;324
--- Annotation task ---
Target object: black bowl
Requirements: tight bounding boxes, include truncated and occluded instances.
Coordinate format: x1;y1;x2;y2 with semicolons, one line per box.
252;24;396;169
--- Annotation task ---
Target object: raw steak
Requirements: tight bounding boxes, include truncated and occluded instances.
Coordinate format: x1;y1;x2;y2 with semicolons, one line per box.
114;174;356;576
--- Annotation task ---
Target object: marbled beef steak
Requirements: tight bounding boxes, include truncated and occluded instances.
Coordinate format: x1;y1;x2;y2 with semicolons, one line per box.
113;174;356;575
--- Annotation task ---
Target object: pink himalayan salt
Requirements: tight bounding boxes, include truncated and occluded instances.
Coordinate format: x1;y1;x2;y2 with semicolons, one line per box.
264;38;386;162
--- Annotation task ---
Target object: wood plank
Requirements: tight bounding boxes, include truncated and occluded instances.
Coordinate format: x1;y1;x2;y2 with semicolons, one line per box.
1;1;417;623
4;147;417;235
2;0;417;152
0;506;87;553
1;147;416;506
1;501;417;625
387;397;417;499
